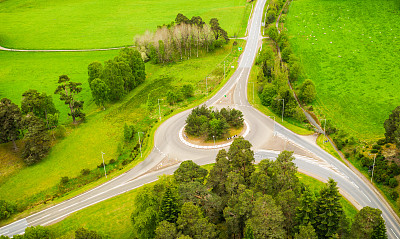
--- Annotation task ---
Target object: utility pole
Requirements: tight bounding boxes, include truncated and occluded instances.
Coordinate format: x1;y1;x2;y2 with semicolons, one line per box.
158;99;164;122
138;132;144;158
371;154;377;183
101;151;107;178
278;99;285;122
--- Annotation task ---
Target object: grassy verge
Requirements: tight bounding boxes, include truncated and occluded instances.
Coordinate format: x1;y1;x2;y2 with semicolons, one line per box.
316;134;343;163
0;0;248;49
46;168;358;238
285;0;400;141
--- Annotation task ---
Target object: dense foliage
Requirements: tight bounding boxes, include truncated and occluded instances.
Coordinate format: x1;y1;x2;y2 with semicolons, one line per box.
134;14;229;63
185;105;244;140
88;48;145;104
129;138;384;239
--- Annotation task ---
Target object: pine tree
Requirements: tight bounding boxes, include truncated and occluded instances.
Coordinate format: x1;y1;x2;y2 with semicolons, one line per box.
295;223;317;239
160;185;180;223
372;216;388;239
315;178;343;238
295;187;316;231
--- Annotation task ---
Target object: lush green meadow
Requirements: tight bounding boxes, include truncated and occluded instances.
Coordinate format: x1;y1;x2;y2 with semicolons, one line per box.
0;0;248;49
47;172;358;238
286;0;400;141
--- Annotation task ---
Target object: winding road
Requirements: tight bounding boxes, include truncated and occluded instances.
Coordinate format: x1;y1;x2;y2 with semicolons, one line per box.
1;0;400;237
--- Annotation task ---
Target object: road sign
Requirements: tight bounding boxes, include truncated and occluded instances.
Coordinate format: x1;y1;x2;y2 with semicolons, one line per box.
238;47;242;51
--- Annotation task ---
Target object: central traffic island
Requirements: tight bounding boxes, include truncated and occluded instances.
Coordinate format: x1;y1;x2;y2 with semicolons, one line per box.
179;105;249;149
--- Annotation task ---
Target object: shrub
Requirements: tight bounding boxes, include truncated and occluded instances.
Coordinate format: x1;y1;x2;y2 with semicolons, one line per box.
80;168;91;176
0;200;17;220
370;149;379;154
390;191;399;200
372;145;382;150
60;176;69;185
181;84;194;98
109;159;116;164
389;178;399;188
55;125;66;139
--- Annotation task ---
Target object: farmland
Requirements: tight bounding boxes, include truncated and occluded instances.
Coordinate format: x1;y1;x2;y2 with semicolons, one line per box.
286;0;400;141
0;0;248;49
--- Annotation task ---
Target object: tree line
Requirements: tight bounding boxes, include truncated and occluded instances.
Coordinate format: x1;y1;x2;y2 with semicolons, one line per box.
130;137;387;239
134;13;229;64
255;0;316;124
185;105;244;140
88;48;146;107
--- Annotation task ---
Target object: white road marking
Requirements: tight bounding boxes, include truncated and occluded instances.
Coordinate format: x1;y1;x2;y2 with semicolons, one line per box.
28;214;51;225
361;191;371;202
391;228;399;239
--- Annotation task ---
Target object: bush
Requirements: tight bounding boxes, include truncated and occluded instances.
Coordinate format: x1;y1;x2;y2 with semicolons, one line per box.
55;125;66;139
372;145;382;150
109;159;116;164
390;191;399;200
60;176;69;185
389;178;399;188
80;168;91;176
181;84;194;98
0;200;17;220
377;138;386;145
75;228;103;239
370;149;379;154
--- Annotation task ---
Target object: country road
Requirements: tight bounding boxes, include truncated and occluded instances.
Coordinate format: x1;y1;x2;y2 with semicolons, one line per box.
1;0;400;237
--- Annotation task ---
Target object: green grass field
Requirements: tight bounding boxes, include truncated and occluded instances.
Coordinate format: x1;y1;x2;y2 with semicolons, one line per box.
286;0;400;141
0;0;248;49
47;172;358;238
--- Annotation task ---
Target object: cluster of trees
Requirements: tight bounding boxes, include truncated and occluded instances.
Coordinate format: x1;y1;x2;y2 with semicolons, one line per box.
265;0;287;24
134;13;229;64
185;105;244;140
256;3;317;123
88;48;146;107
130;137;387;239
0;200;17;220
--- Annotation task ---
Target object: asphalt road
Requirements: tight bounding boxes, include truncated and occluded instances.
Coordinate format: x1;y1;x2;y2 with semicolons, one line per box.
1;0;400;237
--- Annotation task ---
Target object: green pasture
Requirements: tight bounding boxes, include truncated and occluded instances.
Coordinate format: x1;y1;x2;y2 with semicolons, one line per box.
47;172;358;238
0;44;234;210
286;0;400;141
0;0;248;49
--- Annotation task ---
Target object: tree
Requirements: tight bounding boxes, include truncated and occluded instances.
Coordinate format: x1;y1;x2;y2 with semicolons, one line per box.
277;189;299;236
207;149;231;196
384;106;400;148
268;25;279;42
88;61;103;87
155;220;177;239
294;223;317;239
21;114;51;165
295;187;316;230
75;227;102;239
299;79;316;104
174;160;208;183
118;47;146;87
24;226;50;239
90;78;109;109
314;178;343;238
54;75;85;123
0;98;22;149
177;202;217;239
175;13;190;25
181;84;194;98
160;185;181;223
244;225;255;239
274;151;300;194
21;90;58;127
350;206;387;239
0;200;16;220
209;18;228;42
124;123;136;142
227;137;255;185
102;60;125;101
245;194;285;238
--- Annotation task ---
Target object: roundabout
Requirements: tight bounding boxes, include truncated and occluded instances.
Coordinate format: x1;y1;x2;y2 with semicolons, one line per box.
179;120;250;149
